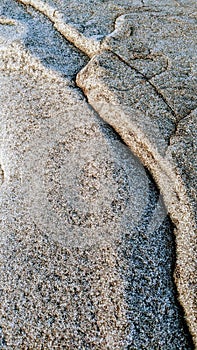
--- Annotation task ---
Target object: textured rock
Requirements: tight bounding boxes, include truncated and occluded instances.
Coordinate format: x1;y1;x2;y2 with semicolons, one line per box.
0;0;196;349
0;0;88;77
76;9;197;346
102;7;197;119
168;110;197;216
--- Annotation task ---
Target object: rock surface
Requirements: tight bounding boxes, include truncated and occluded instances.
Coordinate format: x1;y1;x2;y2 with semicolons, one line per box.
0;0;196;349
77;50;197;345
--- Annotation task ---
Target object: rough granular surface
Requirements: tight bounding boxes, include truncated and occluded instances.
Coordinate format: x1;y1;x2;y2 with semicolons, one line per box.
0;0;196;349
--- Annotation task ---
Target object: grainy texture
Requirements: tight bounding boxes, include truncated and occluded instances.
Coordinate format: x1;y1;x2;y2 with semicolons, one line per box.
0;0;196;349
102;7;197;119
77;49;197;346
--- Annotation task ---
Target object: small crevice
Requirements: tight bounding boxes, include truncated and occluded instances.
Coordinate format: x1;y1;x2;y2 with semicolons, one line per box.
109;50;178;120
148;80;177;117
0;164;4;186
72;76;128;147
169;108;197;145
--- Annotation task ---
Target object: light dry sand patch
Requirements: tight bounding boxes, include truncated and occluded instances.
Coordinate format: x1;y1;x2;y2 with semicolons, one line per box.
0;0;196;348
